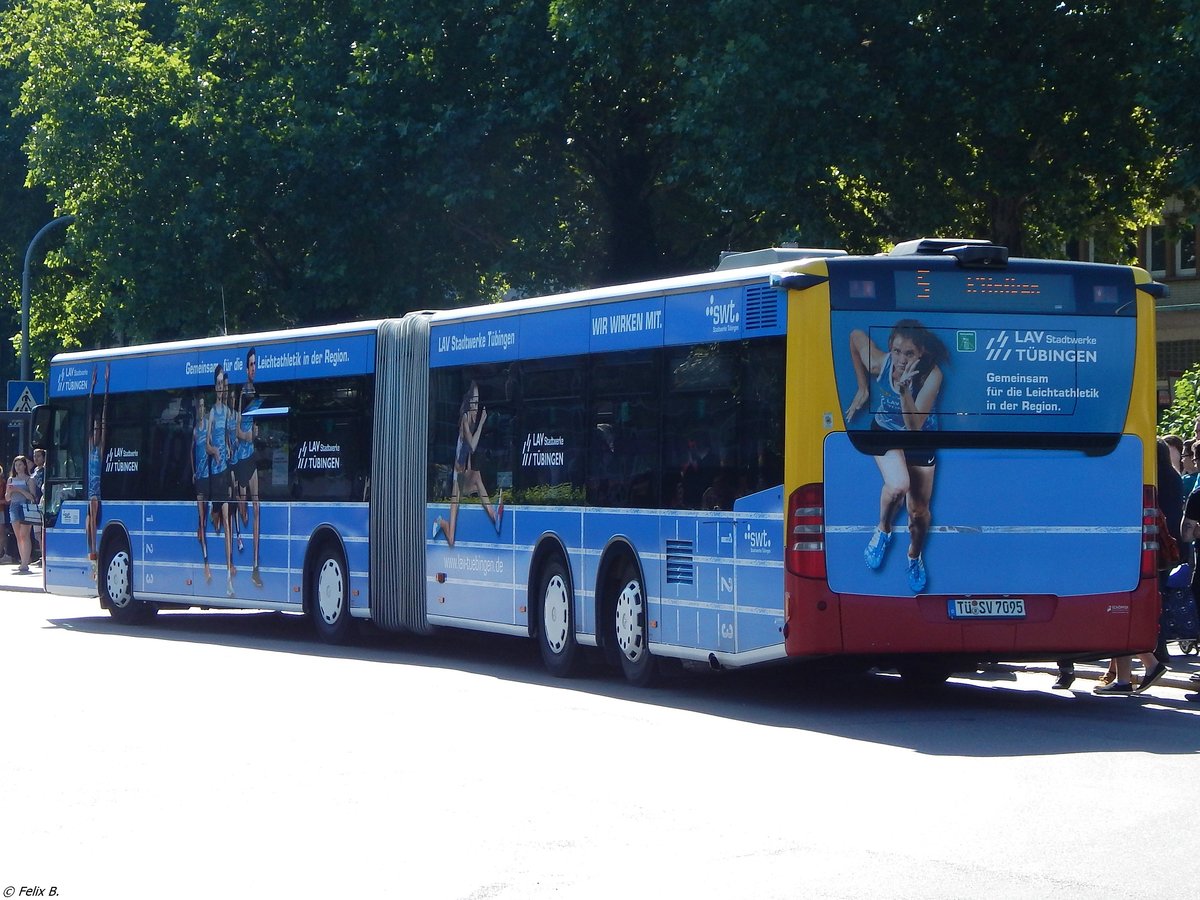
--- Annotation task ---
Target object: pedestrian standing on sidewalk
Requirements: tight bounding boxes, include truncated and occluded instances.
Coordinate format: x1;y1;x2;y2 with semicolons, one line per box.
1164;434;1185;474
1177;465;1200;701
1095;438;1177;695
0;457;12;565
1052;659;1077;690
1183;441;1199;497
7;455;37;574
29;447;45;564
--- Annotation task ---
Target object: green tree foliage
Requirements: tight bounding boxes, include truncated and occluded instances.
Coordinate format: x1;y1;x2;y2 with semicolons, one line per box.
1151;0;1200;204
852;0;1175;258
0;4;57;381
1160;364;1200;439
0;1;1189;374
541;0;717;282
1;0;195;353
1;0;578;352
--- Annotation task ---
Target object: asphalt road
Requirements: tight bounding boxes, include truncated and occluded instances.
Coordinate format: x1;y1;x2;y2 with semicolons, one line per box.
3;588;1199;900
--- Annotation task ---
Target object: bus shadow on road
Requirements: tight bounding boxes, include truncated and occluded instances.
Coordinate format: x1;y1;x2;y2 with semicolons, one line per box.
46;608;1200;758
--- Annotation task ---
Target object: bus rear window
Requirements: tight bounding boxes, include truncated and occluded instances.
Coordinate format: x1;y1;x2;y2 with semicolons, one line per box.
833;311;1136;440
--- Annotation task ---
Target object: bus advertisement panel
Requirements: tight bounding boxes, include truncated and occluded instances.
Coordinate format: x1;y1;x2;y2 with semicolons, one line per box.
43;327;376;614
424;279;791;673
827;306;1141;598
33;241;1165;687
784;250;1158;661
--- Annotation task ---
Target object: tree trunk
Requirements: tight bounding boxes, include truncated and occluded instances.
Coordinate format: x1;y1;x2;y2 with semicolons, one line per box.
586;145;661;285
987;195;1028;257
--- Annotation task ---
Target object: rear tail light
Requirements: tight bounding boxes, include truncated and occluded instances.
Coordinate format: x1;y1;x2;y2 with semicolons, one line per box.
1141;484;1158;579
787;483;825;578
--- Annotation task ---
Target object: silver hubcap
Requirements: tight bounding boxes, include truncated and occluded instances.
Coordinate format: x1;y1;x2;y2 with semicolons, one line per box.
614;577;645;662
542;573;570;654
106;551;132;608
317;557;344;625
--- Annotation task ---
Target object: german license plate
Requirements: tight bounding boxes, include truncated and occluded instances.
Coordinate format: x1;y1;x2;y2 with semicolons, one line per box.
947;598;1026;619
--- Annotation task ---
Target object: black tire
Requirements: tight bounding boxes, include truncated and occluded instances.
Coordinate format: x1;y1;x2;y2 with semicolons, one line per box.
611;558;657;687
897;661;953;687
310;543;353;644
537;555;579;677
101;535;156;625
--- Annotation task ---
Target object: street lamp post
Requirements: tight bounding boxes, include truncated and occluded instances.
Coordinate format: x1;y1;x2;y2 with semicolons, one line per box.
21;214;75;381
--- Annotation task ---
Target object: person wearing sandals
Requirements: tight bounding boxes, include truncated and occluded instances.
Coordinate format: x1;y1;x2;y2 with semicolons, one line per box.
7;455;38;573
1095;438;1178;695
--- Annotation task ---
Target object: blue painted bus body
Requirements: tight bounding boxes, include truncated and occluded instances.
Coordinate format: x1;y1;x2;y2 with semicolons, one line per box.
45;498;370;610
425;492;785;656
46;276;793;662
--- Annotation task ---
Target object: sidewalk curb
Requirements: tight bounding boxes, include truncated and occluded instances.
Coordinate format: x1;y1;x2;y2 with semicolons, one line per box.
0;563;47;594
2;578;45;593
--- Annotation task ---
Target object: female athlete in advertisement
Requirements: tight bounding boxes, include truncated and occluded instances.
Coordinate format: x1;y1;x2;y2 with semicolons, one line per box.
433;380;504;547
844;319;949;592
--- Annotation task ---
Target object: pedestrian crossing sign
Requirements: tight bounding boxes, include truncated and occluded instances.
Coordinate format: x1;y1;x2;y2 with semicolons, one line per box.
7;380;45;412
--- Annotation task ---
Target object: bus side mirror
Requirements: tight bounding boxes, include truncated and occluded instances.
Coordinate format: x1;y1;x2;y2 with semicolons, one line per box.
32;404;51;449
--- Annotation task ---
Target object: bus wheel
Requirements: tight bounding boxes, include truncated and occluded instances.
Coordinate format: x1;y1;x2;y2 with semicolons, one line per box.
897;661;952;687
537;555;579;677
612;559;657;687
101;536;156;625
310;544;352;644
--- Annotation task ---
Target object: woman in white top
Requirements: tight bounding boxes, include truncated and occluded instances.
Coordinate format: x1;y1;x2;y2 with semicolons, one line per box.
7;455;39;573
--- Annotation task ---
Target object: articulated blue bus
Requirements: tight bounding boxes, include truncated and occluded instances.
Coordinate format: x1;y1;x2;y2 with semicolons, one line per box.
35;240;1165;684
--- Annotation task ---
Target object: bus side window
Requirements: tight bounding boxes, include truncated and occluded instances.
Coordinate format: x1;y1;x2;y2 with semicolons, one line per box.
517;359;586;506
665;339;786;509
44;402;85;513
144;389;192;501
589;350;661;509
53;408;75;479
666;344;737;509
253;416;289;499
